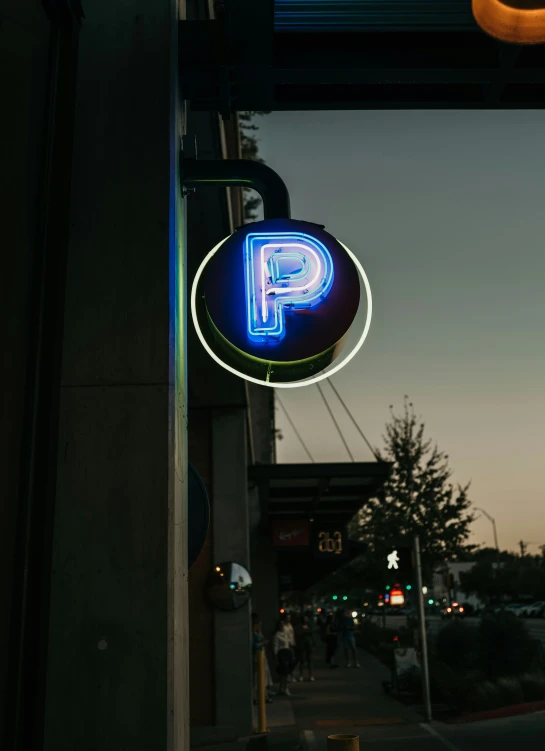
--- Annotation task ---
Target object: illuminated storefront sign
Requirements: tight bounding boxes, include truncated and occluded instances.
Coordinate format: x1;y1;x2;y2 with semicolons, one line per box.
272;519;310;549
191;218;371;387
313;526;348;559
390;588;405;606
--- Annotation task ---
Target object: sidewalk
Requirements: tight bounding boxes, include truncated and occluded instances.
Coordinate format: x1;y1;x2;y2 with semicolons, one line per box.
271;648;545;751
273;648;435;751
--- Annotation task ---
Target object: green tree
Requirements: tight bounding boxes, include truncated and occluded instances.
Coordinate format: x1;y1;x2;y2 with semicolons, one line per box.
460;553;545;604
239;110;270;221
353;397;475;570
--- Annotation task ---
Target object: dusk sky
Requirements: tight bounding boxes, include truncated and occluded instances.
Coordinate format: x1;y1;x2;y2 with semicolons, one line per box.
257;111;545;554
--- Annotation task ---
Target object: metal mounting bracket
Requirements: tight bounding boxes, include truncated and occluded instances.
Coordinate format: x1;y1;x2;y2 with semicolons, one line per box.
181;149;291;220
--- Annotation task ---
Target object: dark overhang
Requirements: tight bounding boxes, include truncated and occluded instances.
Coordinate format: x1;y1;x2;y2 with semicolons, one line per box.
179;1;545;113
249;461;391;524
274;0;477;32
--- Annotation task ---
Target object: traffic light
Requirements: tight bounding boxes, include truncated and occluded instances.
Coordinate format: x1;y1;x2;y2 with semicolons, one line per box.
332;595;338;601
385;585;391;591
406;585;412;591
428;599;434;605
342;595;348;601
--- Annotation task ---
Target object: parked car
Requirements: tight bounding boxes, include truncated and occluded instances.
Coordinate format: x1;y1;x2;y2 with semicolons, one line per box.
526;602;545;618
504;603;526;617
440;602;466;620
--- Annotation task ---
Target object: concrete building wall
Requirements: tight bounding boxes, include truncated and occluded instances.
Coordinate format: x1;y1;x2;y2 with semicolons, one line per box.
0;2;52;741
188;410;215;726
212;409;253;737
41;3;189;750
250;525;280;642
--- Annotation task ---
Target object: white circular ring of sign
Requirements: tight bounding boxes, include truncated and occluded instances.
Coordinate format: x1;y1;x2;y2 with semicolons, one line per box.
190;235;373;389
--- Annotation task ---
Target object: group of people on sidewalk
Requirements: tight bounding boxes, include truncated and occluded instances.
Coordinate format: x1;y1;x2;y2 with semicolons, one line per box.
252;608;360;701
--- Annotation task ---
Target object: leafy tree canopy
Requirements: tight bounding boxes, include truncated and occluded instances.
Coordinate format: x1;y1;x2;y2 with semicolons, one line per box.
239;111;270;221
352;397;475;571
460;554;545;603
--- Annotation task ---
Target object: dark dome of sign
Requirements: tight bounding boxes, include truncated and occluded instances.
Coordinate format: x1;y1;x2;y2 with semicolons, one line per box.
202;219;361;364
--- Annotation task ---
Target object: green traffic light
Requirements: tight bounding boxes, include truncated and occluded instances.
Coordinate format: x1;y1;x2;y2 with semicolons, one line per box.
343;596;348;601
332;595;338;600
385;585;391;591
428;599;434;605
406;585;412;590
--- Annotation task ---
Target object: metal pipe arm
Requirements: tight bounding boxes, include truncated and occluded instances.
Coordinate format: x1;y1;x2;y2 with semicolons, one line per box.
181;158;291;220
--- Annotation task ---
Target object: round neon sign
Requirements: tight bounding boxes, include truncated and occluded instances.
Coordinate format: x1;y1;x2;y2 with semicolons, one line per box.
191;218;372;387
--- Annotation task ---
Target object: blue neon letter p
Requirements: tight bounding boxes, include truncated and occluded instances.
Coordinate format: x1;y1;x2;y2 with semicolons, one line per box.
244;232;334;343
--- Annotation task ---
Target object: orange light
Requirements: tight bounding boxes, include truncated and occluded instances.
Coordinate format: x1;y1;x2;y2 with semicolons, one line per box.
459;607;465;612
215;566;221;572
447;608;452;613
472;0;545;45
452;602;459;607
280;608;285;614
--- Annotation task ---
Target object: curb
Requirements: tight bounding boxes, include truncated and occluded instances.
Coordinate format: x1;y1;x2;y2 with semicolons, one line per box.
452;700;545;724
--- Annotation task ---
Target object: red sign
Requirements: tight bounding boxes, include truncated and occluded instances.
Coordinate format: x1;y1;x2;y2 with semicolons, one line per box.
272;520;310;549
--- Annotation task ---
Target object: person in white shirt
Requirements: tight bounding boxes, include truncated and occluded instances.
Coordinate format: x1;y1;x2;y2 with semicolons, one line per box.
273;620;294;696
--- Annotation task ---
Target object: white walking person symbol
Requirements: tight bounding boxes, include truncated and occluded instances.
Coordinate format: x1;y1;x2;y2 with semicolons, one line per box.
387;550;400;570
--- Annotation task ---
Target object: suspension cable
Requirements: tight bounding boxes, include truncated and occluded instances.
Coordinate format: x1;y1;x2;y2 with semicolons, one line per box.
275;392;315;463
327;378;383;462
316;383;354;462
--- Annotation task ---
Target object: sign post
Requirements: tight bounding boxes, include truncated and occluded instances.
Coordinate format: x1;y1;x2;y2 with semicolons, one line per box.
413;535;432;722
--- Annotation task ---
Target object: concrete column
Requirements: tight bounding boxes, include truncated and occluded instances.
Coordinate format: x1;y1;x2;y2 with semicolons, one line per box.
0;3;51;742
250;530;280;645
42;3;188;751
212;408;253;736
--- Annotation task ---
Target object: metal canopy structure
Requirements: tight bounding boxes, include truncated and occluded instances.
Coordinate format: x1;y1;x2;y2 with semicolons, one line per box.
249;462;390;591
179;0;545;113
249;462;391;524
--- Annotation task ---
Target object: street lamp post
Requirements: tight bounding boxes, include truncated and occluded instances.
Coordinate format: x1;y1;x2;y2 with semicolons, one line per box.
475;507;500;578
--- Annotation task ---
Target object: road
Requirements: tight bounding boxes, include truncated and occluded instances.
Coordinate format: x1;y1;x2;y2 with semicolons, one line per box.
303;713;545;751
378;615;545;646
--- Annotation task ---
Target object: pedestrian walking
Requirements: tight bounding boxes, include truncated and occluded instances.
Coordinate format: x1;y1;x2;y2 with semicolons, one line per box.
273;620;295;696
296;614;316;681
339;609;360;668
325;614;339;668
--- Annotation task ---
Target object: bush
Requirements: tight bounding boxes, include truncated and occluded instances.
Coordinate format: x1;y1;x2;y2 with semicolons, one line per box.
429;661;482;707
397;665;422;696
496;676;525;707
467;680;504;712
478;613;539;679
519;672;545;701
435;621;479;672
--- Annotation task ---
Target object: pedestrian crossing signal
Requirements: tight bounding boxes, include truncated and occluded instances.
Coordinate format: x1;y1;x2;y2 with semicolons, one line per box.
386;546;413;574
